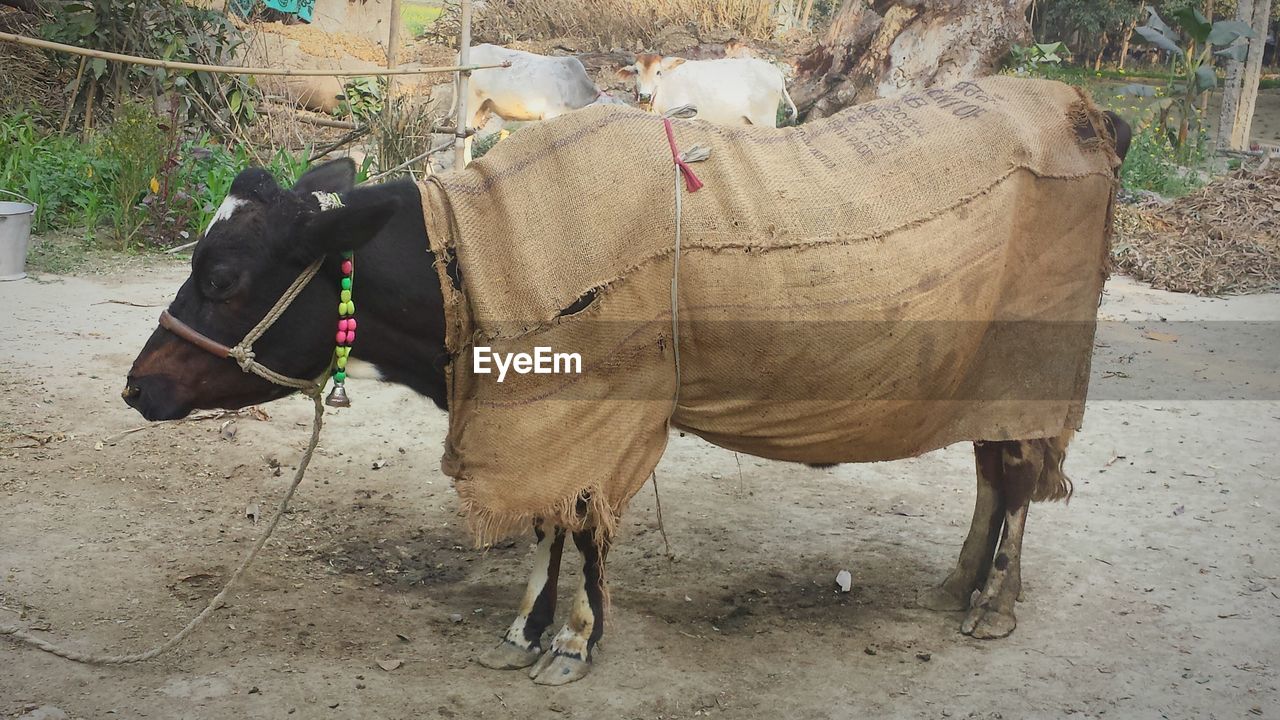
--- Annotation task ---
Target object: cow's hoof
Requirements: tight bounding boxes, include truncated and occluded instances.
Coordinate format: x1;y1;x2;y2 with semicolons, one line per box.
529;650;591;685
917;584;969;612
478;640;543;670
961;607;1016;639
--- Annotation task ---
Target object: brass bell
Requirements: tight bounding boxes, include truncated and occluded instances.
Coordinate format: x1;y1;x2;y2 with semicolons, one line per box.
325;384;351;408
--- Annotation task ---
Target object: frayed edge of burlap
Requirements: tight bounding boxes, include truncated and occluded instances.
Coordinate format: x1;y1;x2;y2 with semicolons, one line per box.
1068;87;1123;168
456;481;624;550
1066;87;1123;282
458;484;622;617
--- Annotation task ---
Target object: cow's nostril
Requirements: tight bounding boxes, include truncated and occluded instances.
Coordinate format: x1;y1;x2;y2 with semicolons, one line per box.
122;383;141;403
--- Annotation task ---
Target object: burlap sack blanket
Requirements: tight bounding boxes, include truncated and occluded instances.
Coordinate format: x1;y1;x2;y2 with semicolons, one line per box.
420;76;1121;543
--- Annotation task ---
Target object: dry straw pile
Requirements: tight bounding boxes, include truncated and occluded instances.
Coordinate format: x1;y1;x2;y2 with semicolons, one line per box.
473;0;776;47
1114;166;1280;295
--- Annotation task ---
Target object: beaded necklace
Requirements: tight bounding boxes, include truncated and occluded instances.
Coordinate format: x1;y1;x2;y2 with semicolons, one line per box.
313;192;356;408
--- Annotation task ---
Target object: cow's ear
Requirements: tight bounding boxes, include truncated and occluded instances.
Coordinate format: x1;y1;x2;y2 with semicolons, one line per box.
297;187;400;257
293;158;357;195
662;57;687;71
616;64;637;79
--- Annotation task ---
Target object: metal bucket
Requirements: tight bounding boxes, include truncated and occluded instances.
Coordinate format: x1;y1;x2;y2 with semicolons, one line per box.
0;190;36;282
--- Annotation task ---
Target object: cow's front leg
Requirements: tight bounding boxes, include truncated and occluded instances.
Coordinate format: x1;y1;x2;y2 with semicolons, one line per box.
962;441;1039;639
478;523;565;670
919;441;1005;611
529;529;609;686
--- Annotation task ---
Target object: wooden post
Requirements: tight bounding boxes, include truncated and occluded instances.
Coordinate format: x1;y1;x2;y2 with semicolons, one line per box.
385;0;402;106
453;0;472;170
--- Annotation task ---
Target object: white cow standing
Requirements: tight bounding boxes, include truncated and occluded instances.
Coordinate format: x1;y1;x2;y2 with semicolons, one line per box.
457;44;601;164
619;54;797;127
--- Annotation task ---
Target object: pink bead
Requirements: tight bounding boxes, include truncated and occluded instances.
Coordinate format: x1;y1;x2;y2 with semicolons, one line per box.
336;331;346;344
339;318;351;332
348;318;357;331
346;330;356;344
341;260;353;275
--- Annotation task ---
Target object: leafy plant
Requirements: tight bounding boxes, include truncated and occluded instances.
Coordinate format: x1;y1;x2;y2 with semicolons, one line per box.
40;0;248;132
174;140;316;236
1133;5;1253;152
341;77;385;122
1120;123;1207;197
2;109;323;250
1008;41;1071;75
101;102;167;249
0;111;111;233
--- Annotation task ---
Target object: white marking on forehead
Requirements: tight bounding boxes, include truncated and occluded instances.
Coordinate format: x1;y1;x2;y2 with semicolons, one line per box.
205;195;247;236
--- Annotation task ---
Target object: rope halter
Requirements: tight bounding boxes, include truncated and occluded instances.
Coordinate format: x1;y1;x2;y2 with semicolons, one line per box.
157;191;354;400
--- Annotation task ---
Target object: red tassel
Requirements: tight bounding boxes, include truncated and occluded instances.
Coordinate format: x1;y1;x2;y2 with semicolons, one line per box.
663;118;703;193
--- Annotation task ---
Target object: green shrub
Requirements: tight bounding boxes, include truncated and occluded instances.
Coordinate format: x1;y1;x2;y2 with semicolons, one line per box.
0;112;112;233
101;103;168;249
1;110;321;249
1120;123;1207;197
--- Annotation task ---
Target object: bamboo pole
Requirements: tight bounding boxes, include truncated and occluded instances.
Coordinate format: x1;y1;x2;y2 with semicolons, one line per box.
385;0;403;105
0;31;508;77
454;0;473;171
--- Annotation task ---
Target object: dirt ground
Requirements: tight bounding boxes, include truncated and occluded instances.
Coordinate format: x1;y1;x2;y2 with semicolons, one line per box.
2;262;1278;719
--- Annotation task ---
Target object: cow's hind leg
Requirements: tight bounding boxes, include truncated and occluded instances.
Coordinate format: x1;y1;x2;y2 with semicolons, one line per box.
918;441;1005;611
479;523;565;670
529;528;609;686
962;433;1073;639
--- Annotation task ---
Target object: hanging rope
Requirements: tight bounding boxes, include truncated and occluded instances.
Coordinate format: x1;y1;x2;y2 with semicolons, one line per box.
2;261;333;662
660;109;710;417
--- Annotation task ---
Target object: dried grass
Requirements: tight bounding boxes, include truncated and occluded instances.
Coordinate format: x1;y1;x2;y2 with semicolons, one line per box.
371;96;448;181
455;0;776;49
0;9;66;120
1113;166;1280;295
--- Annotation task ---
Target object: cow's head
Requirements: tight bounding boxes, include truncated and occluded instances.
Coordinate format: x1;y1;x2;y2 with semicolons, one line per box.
617;54;686;108
123;159;399;421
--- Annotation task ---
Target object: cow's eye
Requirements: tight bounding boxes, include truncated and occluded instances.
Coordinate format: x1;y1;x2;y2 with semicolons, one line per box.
204;270;238;297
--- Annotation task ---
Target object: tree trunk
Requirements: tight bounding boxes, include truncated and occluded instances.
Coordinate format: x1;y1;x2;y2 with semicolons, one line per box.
1118;21;1134;70
1094;32;1108;72
799;0;816;29
1198;0;1213;120
1217;0;1273;151
791;0;1032;120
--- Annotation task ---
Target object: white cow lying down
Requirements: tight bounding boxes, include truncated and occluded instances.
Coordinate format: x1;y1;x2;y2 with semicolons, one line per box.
458;44;600;163
619;54;797;127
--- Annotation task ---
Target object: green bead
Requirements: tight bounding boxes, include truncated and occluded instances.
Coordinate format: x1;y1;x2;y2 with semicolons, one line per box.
341;277;352;290
340;289;352;303
336;356;347;369
334;371;346;383
338;303;347;316
346;300;355;315
337;347;350;358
